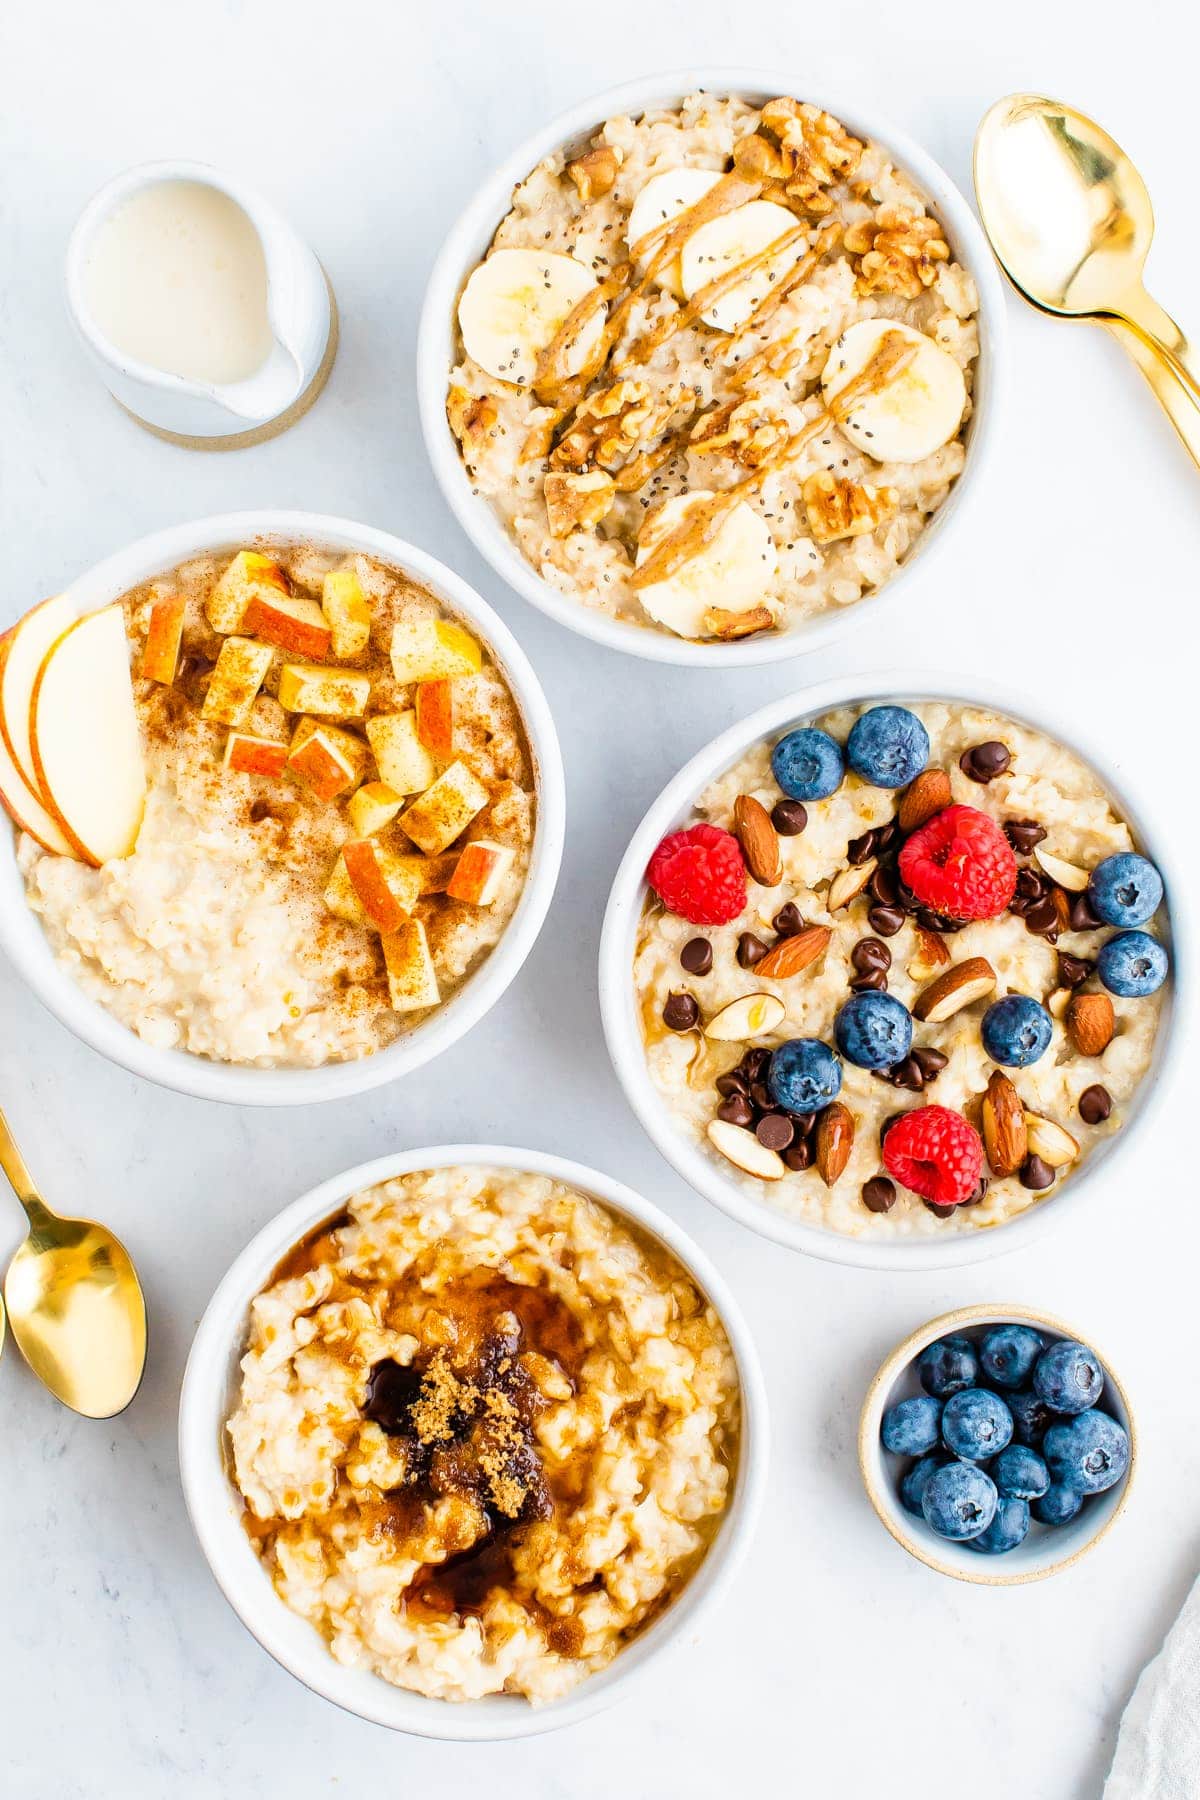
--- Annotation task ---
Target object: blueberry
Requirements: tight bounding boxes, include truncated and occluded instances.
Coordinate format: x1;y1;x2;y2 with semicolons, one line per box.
771;728;844;802
981;995;1054;1068
766;1038;842;1113
846;706;930;789
1033;1340;1104;1415
942;1387;1014;1461
1088;853;1163;928
968;1495;1030;1554
881;1395;943;1456
979;1324;1045;1390
1007;1389;1059;1448
918;1334;979;1398
835;991;913;1070
1097;931;1168;998
1044;1410;1129;1495
1032;1482;1083;1527
900;1452;947;1516
921;1461;998;1540
993;1443;1050;1500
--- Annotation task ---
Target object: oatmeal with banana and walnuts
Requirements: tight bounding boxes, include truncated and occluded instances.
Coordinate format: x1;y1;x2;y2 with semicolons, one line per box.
17;544;535;1067
448;93;979;643
227;1165;740;1705
636;701;1169;1237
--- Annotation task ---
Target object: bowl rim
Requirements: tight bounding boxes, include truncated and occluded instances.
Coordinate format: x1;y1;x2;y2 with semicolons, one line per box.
177;1142;770;1739
0;511;566;1106
597;668;1183;1270
416;65;1009;668
856;1303;1137;1585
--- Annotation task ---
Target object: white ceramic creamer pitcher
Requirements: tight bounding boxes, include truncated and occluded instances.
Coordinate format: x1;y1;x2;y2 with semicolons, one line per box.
65;160;337;448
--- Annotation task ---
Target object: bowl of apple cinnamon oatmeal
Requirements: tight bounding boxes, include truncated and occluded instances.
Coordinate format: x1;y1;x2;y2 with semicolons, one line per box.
599;675;1178;1269
179;1146;766;1738
419;70;1004;664
0;513;564;1104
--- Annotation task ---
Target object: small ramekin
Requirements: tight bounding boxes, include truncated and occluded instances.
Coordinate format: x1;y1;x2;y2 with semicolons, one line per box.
417;68;1007;667
858;1304;1136;1585
0;512;565;1105
178;1144;769;1740
598;671;1180;1271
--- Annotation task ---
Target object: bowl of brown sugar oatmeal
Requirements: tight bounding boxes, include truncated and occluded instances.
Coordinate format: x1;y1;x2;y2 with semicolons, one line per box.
179;1146;766;1738
419;70;1005;665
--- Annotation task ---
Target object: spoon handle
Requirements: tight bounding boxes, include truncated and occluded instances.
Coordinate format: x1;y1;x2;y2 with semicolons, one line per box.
1104;317;1200;473
0;1107;44;1225
1118;290;1200;397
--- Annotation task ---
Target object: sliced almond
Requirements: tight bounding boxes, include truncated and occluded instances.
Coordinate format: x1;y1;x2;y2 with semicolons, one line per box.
1047;986;1073;1020
898;768;952;833
907;925;951;982
815;1102;854;1186
827;860;876;912
913;956;997;1023
707;1118;786;1180
982;1069;1027;1178
1067;991;1115;1057
1023;1112;1080;1168
704;604;774;640
733;793;782;887
1034;846;1090;892
755;924;832;980
703;991;786;1042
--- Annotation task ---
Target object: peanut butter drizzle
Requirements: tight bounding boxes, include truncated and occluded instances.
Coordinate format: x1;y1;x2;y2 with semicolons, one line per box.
631;331;918;592
618;219;810;372
725;220;842;354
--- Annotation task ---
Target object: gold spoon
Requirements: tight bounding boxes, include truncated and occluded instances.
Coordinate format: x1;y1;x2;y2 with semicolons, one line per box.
0;1107;147;1417
974;93;1200;469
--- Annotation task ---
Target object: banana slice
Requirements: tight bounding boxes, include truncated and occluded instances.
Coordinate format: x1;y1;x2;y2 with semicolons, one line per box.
626;168;722;299
635;491;778;638
820;319;966;463
457;248;602;386
679;200;802;331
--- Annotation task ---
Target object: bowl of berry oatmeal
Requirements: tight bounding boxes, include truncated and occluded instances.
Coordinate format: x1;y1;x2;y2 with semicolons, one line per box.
418;70;1005;665
0;513;564;1104
599;675;1178;1268
178;1145;766;1737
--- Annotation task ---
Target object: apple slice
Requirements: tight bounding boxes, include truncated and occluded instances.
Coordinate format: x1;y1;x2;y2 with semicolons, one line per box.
0;641;75;853
139;592;186;684
0;593;77;796
29;606;146;864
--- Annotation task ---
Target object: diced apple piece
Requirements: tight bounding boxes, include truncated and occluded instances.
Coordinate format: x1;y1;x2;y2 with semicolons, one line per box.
415;679;455;758
243;590;331;660
447;838;515;906
201;637;274;728
382;919;441;1012
277;662;370;718
0;633;75;854
397;759;489;855
206;551;290;634
365;710;437;795
139;593;186;684
324;843;422;927
0;593;77;797
389;617;482;684
287;724;361;802
29;605;146;865
322;567;373;660
347;780;402;837
341;838;423;932
223;732;288;779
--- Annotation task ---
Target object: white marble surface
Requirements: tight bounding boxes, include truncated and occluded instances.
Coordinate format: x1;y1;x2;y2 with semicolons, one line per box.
1;2;1198;1794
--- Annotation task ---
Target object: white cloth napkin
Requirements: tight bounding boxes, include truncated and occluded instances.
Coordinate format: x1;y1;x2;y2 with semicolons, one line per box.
1105;1573;1200;1797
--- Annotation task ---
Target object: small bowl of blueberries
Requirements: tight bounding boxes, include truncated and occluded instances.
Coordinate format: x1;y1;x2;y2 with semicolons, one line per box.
858;1304;1135;1583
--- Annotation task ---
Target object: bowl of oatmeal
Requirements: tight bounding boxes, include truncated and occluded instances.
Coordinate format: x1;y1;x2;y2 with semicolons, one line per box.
419;70;1005;665
599;675;1178;1269
178;1145;766;1738
0;513;564;1104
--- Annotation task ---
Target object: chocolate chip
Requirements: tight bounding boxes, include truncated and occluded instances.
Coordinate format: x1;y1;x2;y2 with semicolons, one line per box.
923;1200;958;1218
852;935;892;975
737;931;768;969
749;1081;773;1112
718;1093;755;1128
960;741;1011;784
916;906;966;934
867;904;906;938
1019;1155;1056;1191
756;1114;794;1151
744;1047;771;1082
847;828;878;866
1023;896;1061;941
783;1140;812;1171
1057;951;1095;989
680;936;712;975
912;1047;949;1079
771;902;805;937
1017;868;1047;900
715;1074;747;1100
869;865;901;908
788;1112;816;1137
861;1176;896;1213
1079;1084;1113;1125
1070;891;1103;932
662;991;699;1031
875;1055;925;1092
851;968;889;993
959;1176;989;1208
1005;818;1047;855
771;799;808;836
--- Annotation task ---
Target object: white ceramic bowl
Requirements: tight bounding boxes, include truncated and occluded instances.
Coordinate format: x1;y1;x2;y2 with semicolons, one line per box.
418;68;1007;667
599;672;1180;1271
178;1144;769;1739
858;1304;1136;1585
0;513;565;1105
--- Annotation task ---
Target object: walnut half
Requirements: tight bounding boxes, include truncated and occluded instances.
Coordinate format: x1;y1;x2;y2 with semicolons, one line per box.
544;470;616;538
802;471;898;544
566;145;622;204
749;99;864;216
447;386;499;462
690;397;790;469
845;204;950;299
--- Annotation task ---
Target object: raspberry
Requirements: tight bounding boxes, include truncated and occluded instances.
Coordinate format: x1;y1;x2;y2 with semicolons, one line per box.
883;1106;984;1207
646;823;746;926
899;804;1017;921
